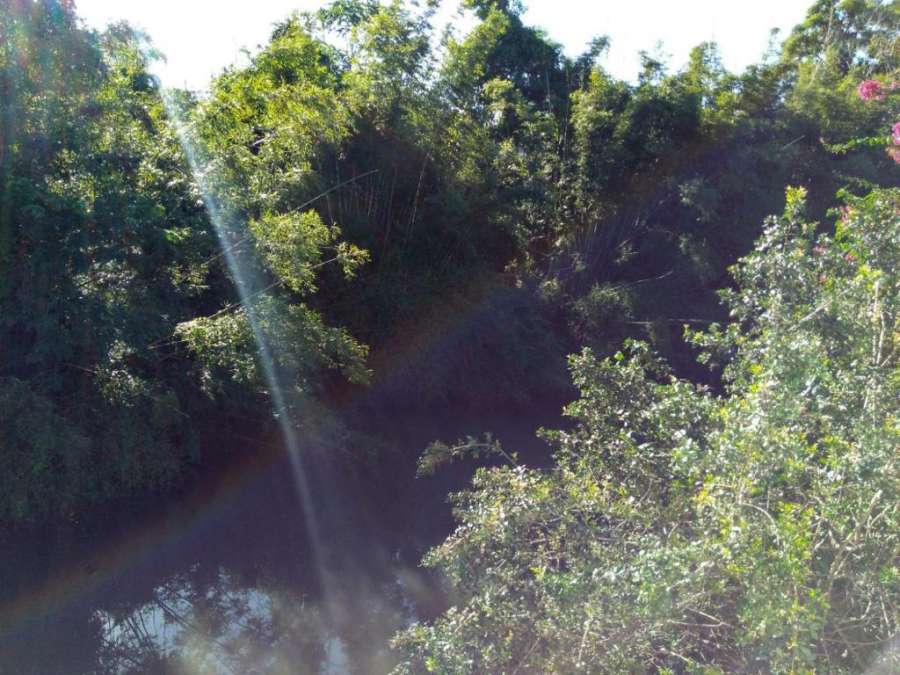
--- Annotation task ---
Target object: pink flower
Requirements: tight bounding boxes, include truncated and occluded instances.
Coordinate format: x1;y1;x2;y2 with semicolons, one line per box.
844;252;856;262
892;121;900;146
888;147;900;164
858;80;885;101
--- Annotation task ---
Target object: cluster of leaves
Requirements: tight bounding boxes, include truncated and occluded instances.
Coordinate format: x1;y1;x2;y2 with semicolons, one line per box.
0;2;214;520
168;21;372;398
297;0;899;387
218;0;897;410
394;187;900;672
0;2;370;522
3;0;898;527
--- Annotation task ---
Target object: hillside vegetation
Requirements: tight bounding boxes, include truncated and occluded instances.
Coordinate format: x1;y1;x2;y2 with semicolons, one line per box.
1;0;898;671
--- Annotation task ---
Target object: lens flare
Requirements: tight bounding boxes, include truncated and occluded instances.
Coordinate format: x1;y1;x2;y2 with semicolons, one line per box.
157;83;328;584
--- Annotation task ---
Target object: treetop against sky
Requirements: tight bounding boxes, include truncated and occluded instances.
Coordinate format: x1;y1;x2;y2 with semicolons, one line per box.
76;0;813;90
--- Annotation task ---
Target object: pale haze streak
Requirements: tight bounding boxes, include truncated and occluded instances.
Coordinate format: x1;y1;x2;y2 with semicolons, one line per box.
75;0;813;90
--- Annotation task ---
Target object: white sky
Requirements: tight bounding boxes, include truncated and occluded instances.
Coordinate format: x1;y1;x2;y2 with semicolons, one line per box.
74;0;814;91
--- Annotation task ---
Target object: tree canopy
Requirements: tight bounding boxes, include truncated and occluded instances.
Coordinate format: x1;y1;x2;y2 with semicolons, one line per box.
1;0;899;670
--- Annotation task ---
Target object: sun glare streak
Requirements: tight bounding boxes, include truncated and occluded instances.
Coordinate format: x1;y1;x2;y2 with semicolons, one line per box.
155;80;329;586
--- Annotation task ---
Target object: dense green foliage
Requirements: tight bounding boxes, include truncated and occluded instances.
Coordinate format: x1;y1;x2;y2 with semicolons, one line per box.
0;3;212;519
0;1;370;520
394;187;900;672
1;0;899;670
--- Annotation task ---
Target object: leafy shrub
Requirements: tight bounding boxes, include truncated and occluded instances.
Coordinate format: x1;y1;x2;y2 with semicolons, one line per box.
393;187;900;673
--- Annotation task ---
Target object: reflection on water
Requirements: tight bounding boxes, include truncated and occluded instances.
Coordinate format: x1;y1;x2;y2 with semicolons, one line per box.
0;410;560;674
95;566;415;674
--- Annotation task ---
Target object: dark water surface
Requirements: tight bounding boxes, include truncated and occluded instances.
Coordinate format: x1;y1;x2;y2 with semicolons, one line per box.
0;407;562;674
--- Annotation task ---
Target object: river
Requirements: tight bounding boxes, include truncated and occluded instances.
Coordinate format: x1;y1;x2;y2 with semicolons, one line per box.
0;403;564;675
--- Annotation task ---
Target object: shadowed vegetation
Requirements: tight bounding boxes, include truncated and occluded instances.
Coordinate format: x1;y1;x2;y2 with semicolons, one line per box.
1;0;898;672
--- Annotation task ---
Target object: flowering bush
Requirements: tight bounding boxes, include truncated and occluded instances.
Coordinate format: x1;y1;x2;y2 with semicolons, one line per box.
857;79;885;101
856;77;900;163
